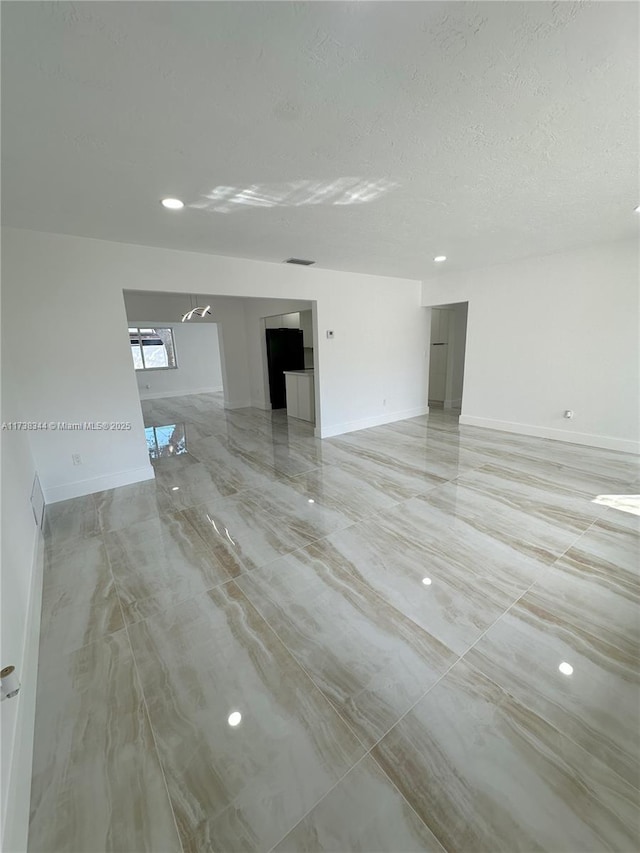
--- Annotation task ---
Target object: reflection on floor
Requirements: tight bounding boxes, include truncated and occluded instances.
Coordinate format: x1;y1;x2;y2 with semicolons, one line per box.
30;392;640;852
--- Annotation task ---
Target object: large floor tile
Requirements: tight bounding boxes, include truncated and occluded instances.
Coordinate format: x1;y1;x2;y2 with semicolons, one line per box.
562;510;640;575
29;631;180;853
324;515;547;654
466;584;640;788
153;460;238;509
273;433;334;470
384;481;592;565
273;755;444;852
465;512;640;787
456;427;639;485
320;438;447;502
248;440;323;478
188;433;285;494
38;536;123;672
284;463;404;520
456;461;609;522
512;441;639;486
492;453;639;502
179;493;307;575
95;480;170;532
373;659;640;853
345;423;488;481
103;512;232;623
127;582;365;852
237;547;457;745
43;494;100;554
246;479;357;543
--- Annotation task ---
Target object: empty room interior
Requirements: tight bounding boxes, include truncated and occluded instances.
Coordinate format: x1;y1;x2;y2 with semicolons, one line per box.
1;2;639;852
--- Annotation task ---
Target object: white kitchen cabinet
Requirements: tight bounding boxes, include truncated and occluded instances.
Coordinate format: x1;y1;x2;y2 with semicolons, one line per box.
283;370;315;423
282;312;301;329
265;312;299;329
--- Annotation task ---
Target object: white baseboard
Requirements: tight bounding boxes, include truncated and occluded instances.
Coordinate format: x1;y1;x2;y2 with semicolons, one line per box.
458;415;639;455
224;400;253;410
139;385;223;401
1;532;44;853
319;406;429;439
44;464;155;504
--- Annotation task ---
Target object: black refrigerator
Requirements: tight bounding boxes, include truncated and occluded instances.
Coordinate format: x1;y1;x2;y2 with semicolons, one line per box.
265;328;305;409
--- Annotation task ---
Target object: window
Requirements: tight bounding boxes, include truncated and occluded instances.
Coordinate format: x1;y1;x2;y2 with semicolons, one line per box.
129;327;177;370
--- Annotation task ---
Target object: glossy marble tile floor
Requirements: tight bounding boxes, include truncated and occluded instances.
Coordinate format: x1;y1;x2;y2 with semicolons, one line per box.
30;393;640;852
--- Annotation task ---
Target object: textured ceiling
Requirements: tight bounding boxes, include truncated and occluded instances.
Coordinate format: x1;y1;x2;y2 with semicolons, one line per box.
1;1;638;278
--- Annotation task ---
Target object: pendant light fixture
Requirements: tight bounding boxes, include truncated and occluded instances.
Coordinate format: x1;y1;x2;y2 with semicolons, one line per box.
181;294;212;322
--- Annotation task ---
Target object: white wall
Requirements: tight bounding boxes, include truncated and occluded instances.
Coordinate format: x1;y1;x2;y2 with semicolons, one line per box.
1;327;43;852
1;232;157;505
124;297;223;400
136;323;223;400
446;302;468;409
2;228;427;502
423;240;639;453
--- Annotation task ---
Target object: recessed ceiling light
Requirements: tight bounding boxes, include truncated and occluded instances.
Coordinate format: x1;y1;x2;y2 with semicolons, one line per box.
161;197;184;210
422;577;432;586
558;661;573;676
434;255;447;263
228;711;242;727
307;498;315;504
635;205;640;213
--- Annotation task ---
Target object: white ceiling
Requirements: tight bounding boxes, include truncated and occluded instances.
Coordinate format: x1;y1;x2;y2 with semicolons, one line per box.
1;1;638;278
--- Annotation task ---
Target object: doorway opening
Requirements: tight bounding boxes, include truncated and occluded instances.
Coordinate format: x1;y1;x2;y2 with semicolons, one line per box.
261;308;315;423
123;289;226;464
121;291;320;463
427;302;468;413
263;309;313;411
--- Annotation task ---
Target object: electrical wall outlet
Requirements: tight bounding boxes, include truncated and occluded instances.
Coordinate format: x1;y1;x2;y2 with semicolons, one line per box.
326;330;334;339
72;454;82;465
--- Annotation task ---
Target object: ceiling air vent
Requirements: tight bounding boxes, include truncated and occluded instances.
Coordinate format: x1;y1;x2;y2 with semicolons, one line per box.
285;258;315;266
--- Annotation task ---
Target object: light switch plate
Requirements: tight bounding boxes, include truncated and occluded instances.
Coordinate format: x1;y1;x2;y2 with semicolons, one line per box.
326;330;334;339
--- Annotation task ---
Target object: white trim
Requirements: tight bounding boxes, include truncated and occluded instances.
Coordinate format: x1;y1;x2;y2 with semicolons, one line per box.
138;385;223;400
223;400;253;410
44;465;155;504
319;406;429;439
1;533;44;853
458;415;639;455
